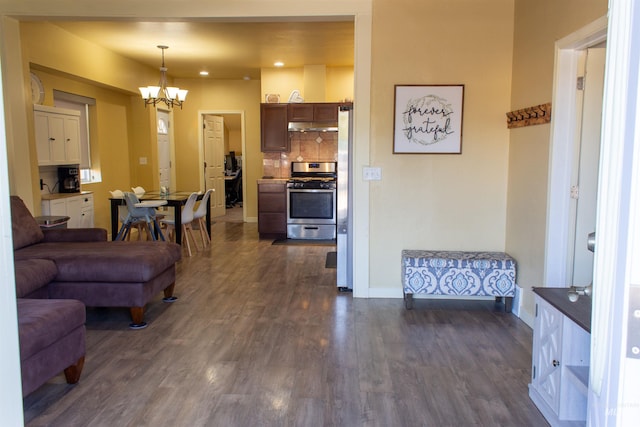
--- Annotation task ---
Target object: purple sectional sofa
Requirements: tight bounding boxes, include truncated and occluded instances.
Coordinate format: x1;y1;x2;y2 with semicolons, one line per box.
11;196;182;397
15;258;86;397
11;196;182;328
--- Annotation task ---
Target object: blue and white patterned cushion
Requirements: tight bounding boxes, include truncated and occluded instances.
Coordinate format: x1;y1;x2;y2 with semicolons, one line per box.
402;250;516;297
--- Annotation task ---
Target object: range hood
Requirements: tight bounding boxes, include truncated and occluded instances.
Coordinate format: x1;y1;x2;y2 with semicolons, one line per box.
288;121;338;133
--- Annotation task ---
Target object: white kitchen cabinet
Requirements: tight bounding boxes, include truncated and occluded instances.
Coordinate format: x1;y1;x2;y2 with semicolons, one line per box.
79;194;94;228
44;198;67;217
529;289;591;427
65;196;82;228
34;105;81;166
42;193;93;229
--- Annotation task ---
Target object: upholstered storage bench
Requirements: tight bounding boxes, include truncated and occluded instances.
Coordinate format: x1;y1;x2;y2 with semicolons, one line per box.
401;250;517;312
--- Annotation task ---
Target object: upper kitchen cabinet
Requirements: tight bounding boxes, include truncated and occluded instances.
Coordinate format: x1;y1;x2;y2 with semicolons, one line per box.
288;103;341;122
261;103;289;152
34;105;81;166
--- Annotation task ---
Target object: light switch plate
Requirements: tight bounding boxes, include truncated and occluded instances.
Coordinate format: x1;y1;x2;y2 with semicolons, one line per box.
363;167;382;181
139;157;147;165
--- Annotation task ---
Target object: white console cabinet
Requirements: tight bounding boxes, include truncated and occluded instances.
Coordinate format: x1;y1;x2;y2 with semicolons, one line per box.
529;289;591;427
34;105;81;166
42;193;93;229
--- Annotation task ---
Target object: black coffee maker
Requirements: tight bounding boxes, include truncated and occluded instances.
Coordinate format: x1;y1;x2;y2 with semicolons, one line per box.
58;166;80;193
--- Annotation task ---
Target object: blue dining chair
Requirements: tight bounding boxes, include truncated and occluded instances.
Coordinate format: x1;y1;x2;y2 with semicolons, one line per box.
115;192;165;241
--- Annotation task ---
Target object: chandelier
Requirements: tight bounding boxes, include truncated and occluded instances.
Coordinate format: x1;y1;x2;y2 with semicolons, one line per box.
139;45;188;109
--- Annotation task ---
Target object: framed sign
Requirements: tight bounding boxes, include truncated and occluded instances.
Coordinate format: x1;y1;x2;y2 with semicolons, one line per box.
393;84;464;154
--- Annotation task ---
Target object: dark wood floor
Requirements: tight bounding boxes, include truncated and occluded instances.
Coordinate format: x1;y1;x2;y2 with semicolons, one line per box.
23;221;548;426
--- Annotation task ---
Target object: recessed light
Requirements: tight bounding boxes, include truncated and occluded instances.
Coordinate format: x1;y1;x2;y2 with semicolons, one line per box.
274;61;284;67
243;76;251;81
199;71;209;76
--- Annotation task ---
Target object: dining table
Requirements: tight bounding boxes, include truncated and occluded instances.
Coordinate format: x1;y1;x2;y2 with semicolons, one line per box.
109;191;211;246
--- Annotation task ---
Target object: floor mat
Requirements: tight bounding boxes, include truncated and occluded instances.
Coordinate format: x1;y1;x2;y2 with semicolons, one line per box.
325;251;337;268
272;239;336;246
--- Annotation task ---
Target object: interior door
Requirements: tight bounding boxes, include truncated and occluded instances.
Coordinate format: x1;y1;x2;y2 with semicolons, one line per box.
570;46;606;286
203;115;226;217
157;111;171;190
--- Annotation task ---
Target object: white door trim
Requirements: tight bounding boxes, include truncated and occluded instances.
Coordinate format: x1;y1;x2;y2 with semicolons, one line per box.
198;110;246;221
588;0;640;423
544;16;608;287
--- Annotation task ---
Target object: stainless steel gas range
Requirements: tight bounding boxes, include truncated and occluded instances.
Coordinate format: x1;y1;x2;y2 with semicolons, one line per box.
286;161;337;240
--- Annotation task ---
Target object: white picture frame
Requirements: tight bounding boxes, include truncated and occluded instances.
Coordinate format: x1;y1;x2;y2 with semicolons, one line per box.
393;84;464;154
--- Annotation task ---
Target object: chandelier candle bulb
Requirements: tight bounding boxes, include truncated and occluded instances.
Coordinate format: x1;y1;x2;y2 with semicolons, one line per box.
139;45;187;109
139;87;151;99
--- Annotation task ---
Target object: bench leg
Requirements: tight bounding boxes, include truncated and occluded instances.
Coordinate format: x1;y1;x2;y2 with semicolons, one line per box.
404;293;414;310
494;296;513;313
63;356;85;384
504;297;513;313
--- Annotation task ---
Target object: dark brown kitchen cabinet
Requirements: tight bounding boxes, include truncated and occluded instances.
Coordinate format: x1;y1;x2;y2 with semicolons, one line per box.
287;103;314;122
258;182;287;239
313;104;339;122
260;104;289;152
287;103;340;122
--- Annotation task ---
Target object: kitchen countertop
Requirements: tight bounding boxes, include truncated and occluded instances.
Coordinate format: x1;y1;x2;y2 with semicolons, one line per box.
41;191;93;200
533;287;592;332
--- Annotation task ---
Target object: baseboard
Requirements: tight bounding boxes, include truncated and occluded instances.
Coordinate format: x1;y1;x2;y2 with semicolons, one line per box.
367;287;403;298
364;287;528;323
518;308;535;328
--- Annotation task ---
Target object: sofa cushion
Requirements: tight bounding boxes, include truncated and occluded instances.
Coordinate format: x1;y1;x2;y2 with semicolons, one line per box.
10;196;44;250
17;298;86;360
15;241;182;283
14;259;57;298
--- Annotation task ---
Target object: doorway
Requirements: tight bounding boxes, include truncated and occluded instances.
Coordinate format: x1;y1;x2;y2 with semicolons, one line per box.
157;110;172;191
545;17;607;287
569;46;606;286
199;111;245;221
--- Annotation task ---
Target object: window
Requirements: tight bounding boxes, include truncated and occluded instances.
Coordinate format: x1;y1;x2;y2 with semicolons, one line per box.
53;90;98;183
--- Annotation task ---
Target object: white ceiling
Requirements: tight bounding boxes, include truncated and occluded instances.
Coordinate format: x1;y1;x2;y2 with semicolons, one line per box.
51;20;355;80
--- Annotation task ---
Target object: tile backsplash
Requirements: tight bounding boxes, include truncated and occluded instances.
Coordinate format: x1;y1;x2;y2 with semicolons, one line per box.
263;131;338;178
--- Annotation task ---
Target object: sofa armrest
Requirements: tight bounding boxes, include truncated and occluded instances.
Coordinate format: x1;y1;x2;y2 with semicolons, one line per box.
42;228;108;242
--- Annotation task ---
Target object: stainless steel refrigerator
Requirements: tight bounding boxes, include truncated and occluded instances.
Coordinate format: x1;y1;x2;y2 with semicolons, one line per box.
337;106;353;291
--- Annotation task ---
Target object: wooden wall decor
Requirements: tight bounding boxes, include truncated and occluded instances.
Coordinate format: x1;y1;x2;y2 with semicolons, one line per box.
506;102;552;129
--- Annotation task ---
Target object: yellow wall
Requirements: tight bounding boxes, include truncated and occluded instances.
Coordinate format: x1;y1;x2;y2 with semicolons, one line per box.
0;0;609;314
171;78;261;218
19;22;263;224
261;66;353;103
368;0;515;291
30;68;138;231
228;129;242;154
506;0;607;321
21;22;157;95
326;66;354;102
261;68;304;103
